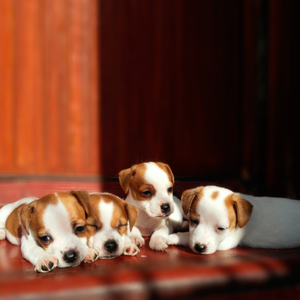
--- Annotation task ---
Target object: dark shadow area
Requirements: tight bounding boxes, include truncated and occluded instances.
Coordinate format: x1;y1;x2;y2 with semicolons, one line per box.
98;0;300;198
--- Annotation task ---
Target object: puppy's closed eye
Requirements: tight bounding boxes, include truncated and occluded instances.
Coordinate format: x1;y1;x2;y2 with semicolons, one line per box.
217;227;226;231
190;219;199;226
141;190;152;197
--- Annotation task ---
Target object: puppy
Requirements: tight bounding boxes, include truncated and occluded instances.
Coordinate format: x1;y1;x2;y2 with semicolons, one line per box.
168;185;300;254
0;192;90;272
118;162;186;251
81;192;140;261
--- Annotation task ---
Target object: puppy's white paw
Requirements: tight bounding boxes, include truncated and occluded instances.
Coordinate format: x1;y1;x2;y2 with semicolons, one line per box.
84;248;99;263
123;243;140;256
167;233;179;245
34;256;58;273
217;243;233;251
130;235;145;248
0;229;6;240
149;236;168;251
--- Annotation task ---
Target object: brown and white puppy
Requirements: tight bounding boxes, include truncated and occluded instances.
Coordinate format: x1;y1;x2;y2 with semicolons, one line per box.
168;185;300;254
83;192;140;261
119;162;186;251
0;192;90;273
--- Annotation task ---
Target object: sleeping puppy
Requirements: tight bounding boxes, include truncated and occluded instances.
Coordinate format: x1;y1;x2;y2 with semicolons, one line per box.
0;192;90;272
118;162;186;251
168;185;300;254
79;192;140;261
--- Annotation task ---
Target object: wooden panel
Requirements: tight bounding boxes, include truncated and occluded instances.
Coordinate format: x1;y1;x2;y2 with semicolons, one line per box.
100;0;244;178
267;1;300;197
0;0;299;199
14;1;41;173
0;0;100;176
0;0;14;173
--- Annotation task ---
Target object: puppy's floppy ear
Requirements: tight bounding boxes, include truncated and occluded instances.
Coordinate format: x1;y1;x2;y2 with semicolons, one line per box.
70;190;90;216
232;194;253;228
118;166;136;194
157;162;175;184
124;202;139;232
181;187;204;215
18;201;37;235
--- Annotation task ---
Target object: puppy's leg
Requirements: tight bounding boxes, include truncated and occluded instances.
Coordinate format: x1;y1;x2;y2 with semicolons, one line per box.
123;235;140;256
218;236;239;251
149;224;170;251
84;247;99;263
167;232;189;246
21;236;58;273
128;226;145;247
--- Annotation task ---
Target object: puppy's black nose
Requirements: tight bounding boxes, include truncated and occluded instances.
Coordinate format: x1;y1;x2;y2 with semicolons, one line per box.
161;203;170;214
104;240;118;253
63;250;78;263
194;243;206;253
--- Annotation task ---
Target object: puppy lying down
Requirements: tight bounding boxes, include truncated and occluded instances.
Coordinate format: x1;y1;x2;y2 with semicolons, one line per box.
83;191;140;261
0;191;139;272
0;191;90;272
168;185;300;254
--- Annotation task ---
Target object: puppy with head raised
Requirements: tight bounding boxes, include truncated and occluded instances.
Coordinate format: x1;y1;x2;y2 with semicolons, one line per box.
168;185;300;254
0;192;90;272
83;192;140;261
119;162;185;251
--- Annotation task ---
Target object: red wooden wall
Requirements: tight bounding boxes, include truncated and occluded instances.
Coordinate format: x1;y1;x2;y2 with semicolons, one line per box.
0;0;299;200
0;0;100;176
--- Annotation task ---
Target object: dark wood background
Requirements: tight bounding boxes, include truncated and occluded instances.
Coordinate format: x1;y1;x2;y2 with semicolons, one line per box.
0;0;299;198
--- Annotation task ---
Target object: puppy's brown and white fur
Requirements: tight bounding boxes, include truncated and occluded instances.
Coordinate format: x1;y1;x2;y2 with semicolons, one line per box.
0;192;90;272
119;162;185;251
168;185;300;254
83;192;140;260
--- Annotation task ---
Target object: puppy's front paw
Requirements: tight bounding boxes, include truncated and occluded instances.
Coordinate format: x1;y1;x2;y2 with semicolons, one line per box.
34;256;58;273
84;248;99;263
149;236;168;251
123;243;140;256
167;233;179;245
130;235;145;248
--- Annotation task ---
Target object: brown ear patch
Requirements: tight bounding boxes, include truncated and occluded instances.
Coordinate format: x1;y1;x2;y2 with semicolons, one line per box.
119;164;152;201
124;202;139;232
181;187;204;215
18;202;37;235
118;165;139;194
232;194;253;228
225;193;253;229
69;190;91;216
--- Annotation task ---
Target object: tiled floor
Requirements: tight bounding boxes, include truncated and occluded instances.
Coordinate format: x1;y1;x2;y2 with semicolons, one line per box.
1;237;300;300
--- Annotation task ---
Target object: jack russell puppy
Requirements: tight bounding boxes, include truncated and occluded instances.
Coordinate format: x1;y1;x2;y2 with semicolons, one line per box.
118;162;186;251
80;191;140;261
168;185;300;254
0;191;90;273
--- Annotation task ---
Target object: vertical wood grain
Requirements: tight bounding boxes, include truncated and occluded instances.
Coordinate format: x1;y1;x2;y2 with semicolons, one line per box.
0;0;100;176
0;0;14;173
14;0;40;173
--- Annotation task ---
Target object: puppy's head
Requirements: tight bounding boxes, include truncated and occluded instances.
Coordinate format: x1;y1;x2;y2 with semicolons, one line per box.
118;162;175;219
182;186;253;255
18;191;90;268
86;193;138;259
